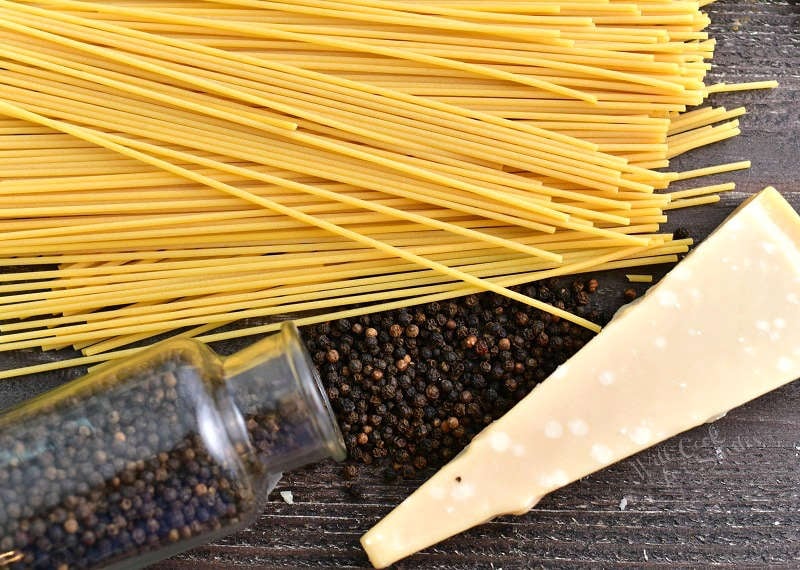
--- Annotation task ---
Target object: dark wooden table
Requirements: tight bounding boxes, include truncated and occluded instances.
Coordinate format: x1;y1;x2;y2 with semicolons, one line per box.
1;0;799;567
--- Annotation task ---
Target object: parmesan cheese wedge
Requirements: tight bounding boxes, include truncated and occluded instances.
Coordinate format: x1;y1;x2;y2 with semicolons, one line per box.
361;187;800;568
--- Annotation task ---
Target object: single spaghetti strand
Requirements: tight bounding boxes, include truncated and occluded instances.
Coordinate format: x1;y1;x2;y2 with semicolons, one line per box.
670;160;750;181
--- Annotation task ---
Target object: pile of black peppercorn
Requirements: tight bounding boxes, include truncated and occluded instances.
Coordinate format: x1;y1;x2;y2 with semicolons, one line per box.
0;347;308;569
302;277;604;481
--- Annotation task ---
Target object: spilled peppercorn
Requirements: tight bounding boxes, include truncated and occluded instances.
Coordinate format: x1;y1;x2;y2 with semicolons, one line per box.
302;277;604;481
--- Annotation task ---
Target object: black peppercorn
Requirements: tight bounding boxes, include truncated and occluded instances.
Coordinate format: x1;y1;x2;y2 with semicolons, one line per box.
536;331;549;347
425;385;440;401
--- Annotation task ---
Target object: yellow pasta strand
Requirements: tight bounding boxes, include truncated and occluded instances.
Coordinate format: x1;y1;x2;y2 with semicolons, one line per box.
626;274;653;283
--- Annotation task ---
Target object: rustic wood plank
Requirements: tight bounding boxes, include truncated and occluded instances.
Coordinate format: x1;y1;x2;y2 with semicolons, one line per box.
1;0;799;567
161;381;800;569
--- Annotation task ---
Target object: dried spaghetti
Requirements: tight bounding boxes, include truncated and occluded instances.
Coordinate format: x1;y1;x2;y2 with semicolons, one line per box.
0;0;777;378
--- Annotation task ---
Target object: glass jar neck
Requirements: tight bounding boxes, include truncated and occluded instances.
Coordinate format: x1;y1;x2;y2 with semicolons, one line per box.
221;322;345;475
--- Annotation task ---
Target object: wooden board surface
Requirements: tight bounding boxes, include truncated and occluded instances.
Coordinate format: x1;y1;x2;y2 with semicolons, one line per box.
1;0;799;567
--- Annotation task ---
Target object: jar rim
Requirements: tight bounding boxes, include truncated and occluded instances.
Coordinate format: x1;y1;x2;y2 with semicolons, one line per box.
280;321;347;462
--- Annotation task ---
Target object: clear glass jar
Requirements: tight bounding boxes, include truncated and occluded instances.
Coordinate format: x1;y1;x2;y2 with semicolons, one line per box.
0;322;345;569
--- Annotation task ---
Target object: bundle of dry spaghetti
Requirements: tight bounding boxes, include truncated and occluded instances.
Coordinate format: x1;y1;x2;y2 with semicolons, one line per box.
0;0;777;378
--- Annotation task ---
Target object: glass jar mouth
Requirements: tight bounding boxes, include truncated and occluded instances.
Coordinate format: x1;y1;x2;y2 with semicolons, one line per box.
280;321;347;462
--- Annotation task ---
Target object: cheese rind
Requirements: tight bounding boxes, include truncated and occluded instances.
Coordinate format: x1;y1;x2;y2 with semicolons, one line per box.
361;187;800;568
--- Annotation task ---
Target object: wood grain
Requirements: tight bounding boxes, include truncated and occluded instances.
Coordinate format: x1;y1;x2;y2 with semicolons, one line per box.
1;0;799;567
168;0;800;565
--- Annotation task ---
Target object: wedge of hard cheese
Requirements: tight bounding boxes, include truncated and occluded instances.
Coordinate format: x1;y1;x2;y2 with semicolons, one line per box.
361;187;800;568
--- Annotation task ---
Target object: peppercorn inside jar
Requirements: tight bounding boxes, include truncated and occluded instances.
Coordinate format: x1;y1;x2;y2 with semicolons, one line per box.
0;322;345;569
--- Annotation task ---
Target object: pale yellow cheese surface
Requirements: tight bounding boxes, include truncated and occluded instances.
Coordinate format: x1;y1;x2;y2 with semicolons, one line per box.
361;187;800;568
